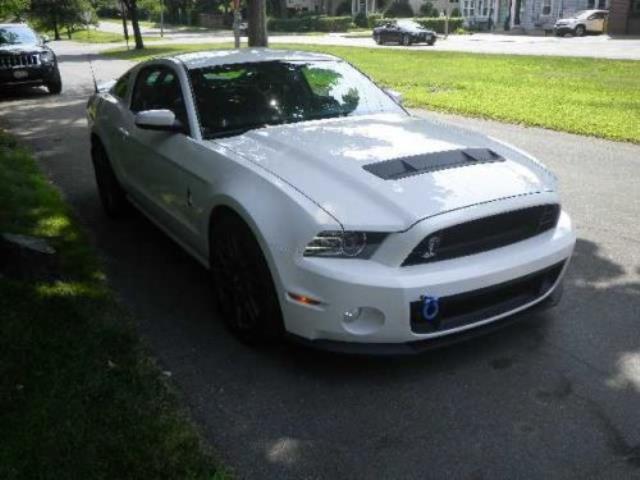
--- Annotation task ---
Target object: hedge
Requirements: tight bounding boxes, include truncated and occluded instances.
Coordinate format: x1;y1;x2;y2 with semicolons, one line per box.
268;16;354;32
371;16;465;34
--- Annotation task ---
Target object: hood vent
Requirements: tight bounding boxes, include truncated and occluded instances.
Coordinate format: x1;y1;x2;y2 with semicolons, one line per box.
363;148;505;180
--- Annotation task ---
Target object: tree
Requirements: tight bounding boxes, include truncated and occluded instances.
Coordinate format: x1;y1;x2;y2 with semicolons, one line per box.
0;0;29;21
247;0;267;46
30;0;95;40
121;0;144;49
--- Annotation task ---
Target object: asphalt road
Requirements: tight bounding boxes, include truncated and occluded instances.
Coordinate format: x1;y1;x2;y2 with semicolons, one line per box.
2;42;640;479
96;20;640;60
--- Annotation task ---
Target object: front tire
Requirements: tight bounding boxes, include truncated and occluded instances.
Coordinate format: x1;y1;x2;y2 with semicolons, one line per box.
374;34;381;45
574;25;585;36
91;142;130;218
46;69;62;94
209;212;284;344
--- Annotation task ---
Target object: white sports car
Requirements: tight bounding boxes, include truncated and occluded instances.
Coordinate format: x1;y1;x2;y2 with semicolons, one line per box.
87;49;575;354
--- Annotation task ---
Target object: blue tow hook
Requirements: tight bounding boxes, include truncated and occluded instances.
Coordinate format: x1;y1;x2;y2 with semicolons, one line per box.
421;295;440;322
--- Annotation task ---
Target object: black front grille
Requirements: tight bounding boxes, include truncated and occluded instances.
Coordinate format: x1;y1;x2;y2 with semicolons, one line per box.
0;54;40;69
403;204;560;267
410;261;565;334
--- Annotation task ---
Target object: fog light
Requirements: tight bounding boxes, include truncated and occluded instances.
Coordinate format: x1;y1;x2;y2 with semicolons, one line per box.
343;308;362;323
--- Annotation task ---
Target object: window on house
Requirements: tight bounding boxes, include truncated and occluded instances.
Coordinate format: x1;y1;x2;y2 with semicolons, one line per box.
632;0;640;14
587;0;595;8
463;0;475;16
597;0;606;8
542;0;551;15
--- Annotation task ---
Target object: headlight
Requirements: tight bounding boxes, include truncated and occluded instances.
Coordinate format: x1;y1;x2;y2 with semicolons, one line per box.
40;51;54;63
303;231;388;259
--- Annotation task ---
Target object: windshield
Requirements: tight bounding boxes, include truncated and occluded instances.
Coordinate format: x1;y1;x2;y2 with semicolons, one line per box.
397;20;424;30
572;10;588;18
0;26;39;45
189;60;404;139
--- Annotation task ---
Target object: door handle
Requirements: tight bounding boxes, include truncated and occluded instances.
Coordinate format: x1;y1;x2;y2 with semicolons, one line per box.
118;127;130;138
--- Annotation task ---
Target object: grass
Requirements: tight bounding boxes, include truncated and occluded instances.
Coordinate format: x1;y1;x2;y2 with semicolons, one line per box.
104;42;640;143
0;131;228;479
46;28;159;44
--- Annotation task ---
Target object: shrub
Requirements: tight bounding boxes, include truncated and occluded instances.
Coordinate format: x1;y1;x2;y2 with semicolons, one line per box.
334;0;352;16
354;11;368;28
450;7;461;16
267;15;354;32
367;13;383;28
383;0;414;17
419;2;439;17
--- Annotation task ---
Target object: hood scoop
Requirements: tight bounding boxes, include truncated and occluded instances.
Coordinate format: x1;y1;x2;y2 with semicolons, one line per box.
363;148;505;180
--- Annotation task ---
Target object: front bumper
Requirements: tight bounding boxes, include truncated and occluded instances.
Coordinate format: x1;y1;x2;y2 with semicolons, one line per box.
0;64;58;87
287;282;563;355
554;25;575;34
278;199;575;346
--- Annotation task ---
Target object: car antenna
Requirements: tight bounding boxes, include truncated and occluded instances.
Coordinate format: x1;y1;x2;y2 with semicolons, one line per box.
87;54;98;93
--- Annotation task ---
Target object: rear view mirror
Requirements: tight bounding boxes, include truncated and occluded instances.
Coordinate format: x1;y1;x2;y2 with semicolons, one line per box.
135;109;184;133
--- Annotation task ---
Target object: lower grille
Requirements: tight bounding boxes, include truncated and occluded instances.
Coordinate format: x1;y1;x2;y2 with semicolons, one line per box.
410;261;565;334
0;54;40;69
403;204;560;266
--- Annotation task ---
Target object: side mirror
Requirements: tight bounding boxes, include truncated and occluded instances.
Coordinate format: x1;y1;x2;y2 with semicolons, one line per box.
385;88;403;106
135;109;184;133
42;35;50;43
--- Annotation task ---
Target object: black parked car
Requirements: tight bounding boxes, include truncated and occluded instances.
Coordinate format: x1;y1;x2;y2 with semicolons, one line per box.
373;19;437;46
0;23;62;94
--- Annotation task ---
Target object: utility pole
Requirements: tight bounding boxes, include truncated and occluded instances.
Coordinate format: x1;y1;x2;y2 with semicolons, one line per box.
160;0;164;37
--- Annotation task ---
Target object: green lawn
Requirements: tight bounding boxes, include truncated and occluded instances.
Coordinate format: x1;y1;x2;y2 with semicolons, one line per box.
105;43;640;143
47;28;159;44
0;131;227;479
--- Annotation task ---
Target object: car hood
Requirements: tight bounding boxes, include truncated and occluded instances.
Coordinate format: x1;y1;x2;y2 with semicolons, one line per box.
213;113;555;231
0;43;42;54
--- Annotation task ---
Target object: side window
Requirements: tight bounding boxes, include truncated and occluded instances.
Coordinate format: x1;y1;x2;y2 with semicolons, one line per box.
112;72;130;100
130;66;190;134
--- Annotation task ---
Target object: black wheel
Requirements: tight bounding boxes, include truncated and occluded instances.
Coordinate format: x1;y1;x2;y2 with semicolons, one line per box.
91;141;130;218
374;34;381;45
402;34;411;46
46;69;62;94
574;25;585;36
427;37;436;46
209;212;284;344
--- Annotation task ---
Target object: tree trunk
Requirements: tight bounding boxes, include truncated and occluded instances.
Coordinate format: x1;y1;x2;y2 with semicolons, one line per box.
127;0;145;50
121;1;129;43
53;10;60;40
247;0;268;47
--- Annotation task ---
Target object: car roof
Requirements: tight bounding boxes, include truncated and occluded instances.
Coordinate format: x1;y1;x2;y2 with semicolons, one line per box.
169;48;340;70
0;23;30;27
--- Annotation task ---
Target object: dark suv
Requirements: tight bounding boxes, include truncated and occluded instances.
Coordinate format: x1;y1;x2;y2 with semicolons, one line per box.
0;23;62;94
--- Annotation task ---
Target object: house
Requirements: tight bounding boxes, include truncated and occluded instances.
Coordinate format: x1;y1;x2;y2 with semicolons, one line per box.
608;0;640;33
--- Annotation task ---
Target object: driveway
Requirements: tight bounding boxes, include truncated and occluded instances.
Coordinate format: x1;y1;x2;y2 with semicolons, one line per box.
1;41;640;479
95;19;640;60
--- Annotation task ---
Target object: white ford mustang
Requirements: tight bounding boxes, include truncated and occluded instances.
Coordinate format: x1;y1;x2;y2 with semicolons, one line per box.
87;49;575;354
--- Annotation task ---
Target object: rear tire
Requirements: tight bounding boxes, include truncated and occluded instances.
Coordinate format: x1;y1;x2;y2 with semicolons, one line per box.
427;37;436;46
209;212;284;344
402;34;411;46
91;141;130;218
374;34;381;45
